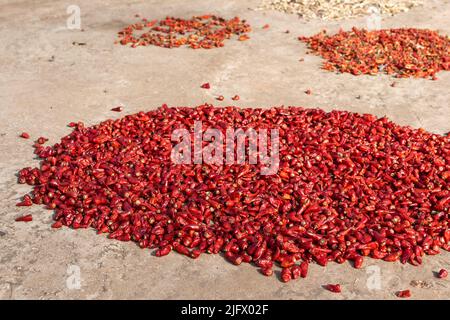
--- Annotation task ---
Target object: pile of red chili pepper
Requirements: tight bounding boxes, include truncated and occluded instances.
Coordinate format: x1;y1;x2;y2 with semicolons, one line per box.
299;28;450;79
17;105;450;282
117;15;251;49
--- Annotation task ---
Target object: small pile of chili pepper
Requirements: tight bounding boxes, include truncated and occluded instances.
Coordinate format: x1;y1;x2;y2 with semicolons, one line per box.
299;28;450;79
16;104;450;282
117;15;251;49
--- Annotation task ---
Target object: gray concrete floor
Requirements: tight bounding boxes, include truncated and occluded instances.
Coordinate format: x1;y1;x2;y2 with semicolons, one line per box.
0;0;449;299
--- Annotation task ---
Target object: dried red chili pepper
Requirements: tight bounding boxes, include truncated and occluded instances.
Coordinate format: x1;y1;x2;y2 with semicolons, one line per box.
291;265;302;279
260;268;273;277
37;137;48;144
231;95;240;101
20;132;30;139
281;267;292;282
299;28;450;79
111;106;123;112
238;35;250;41
15;214;33;222
353;256;363;269
16;195;32;207
437;269;448;279
15;104;450;283
216;95;225;101
156;245;172;257
300;261;308;278
396;290;411;298
51;221;63;228
325;284;341;293
117;15;251;49
201;83;210;89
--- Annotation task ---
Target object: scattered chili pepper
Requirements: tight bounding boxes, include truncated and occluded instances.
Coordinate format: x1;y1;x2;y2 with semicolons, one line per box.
291;265;302;279
231;95;240;101
20;132;30;139
260;268;273;276
216;95;225;101
305;89;312;95
325;284;341;293
238;34;250;41
299;28;450;79
396;290;411;298
117;15;251;49
285;30;290;34
281;267;292;282
15;104;450;282
353;256;363;269
437;269;448;278
111;106;123;112
16;195;33;206
37;137;48;145
390;82;397;87
51;221;63;228
15;214;33;222
201;83;211;89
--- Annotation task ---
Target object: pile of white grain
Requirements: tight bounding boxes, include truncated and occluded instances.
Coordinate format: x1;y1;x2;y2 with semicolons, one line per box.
258;0;423;20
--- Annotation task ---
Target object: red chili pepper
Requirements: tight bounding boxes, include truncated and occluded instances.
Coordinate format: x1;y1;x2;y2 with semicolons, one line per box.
16;195;33;207
300;261;308;278
155;245;172;257
15;104;450;283
238;35;250;41
111;106;123;112
231;95;240;101
20;132;30;139
300;28;450;79
15;214;33;222
281;267;292;283
260;268;273;277
37;137;48;144
396;290;411;298
117;15;251;49
201;83;210;89
291;265;302;279
325;284;341;293
353;256;363;269
51;221;63;228
437;269;448;279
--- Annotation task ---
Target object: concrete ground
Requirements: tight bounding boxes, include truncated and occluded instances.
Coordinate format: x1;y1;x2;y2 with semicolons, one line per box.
0;0;449;300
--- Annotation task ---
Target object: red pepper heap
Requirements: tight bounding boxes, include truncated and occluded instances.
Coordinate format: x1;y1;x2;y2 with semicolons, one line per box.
299;28;450;79
117;15;251;49
17;104;450;281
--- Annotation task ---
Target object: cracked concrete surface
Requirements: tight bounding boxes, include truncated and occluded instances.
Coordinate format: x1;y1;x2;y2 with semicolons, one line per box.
0;0;449;299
